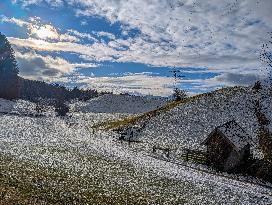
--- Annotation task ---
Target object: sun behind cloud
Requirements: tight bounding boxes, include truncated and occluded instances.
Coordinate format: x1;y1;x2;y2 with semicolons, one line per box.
30;24;59;40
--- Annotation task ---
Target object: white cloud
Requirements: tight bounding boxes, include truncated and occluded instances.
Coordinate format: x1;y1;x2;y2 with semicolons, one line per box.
8;37;120;61
95;31;115;40
70;0;271;74
45;0;63;7
8;0;272;93
77;74;178;96
67;29;97;42
8;1;272;77
15;50;73;81
15;50;98;81
72;62;99;69
12;0;63;7
1;15;31;27
1;16;79;42
80;20;88;26
11;0;42;7
212;73;261;87
30;24;60;40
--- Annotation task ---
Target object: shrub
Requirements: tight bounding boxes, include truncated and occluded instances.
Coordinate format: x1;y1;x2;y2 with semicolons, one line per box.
55;100;69;116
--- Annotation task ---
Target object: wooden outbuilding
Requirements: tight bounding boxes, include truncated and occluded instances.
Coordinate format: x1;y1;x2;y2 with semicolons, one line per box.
202;121;251;172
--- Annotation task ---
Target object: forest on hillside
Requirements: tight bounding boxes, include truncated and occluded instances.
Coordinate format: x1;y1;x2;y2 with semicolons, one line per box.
0;32;109;109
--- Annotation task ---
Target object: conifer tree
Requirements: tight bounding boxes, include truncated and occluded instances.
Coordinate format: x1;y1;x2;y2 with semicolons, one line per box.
0;32;19;99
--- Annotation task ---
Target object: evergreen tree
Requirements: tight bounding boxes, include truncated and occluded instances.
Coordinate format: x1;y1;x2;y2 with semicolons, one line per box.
260;32;272;84
54;86;69;117
173;88;187;101
252;81;262;93
0;32;19;99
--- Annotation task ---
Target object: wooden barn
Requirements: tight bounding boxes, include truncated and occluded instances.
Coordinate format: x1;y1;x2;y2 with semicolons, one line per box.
201;121;251;172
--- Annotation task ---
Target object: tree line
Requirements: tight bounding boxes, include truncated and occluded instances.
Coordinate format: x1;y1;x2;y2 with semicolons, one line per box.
0;33;107;103
0;32;114;115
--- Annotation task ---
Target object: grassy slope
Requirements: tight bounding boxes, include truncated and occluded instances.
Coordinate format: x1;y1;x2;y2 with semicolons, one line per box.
0;153;191;205
1;86;257;205
91;86;245;131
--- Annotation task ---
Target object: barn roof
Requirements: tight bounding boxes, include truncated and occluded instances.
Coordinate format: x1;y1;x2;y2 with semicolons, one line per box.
203;121;250;151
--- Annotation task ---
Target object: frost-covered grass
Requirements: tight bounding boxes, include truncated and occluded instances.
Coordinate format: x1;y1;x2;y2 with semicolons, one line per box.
91;88;237;131
70;94;167;114
140;86;272;158
0;98;36;115
1;153;186;205
92;97;191;131
0;88;272;204
0;111;271;204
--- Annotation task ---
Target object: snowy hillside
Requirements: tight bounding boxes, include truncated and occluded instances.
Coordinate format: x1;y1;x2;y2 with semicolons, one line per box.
0;108;271;204
139;86;272;157
0;98;57;117
0;98;36;115
70;94;167;114
0;89;272;204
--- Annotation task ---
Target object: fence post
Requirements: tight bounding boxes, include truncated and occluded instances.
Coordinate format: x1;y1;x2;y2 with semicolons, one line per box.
166;149;170;158
186;150;189;161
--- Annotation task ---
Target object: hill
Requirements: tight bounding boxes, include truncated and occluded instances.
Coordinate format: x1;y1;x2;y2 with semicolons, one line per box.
70;94;168;114
0;98;36;115
97;85;272;159
137;86;272;157
0;96;271;204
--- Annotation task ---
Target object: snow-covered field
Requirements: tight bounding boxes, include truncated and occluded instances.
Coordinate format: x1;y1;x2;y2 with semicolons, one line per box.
70;94;167;114
0;98;36;115
140;87;272;158
0;90;272;204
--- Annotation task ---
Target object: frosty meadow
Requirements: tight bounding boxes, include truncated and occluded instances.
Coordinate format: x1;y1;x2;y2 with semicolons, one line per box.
1;0;272;204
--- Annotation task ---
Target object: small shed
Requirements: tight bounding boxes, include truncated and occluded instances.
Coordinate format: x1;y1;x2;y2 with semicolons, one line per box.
202;121;251;172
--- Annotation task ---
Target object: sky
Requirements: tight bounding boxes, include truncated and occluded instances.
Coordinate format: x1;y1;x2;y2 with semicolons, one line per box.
0;0;271;96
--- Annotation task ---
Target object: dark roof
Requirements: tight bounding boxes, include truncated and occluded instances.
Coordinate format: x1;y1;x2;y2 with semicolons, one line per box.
202;121;250;151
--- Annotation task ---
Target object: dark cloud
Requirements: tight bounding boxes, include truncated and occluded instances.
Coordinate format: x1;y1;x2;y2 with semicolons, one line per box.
17;54;62;78
14;50;74;81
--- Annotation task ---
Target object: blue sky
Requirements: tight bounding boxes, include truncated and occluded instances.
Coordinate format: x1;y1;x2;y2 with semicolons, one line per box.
0;0;271;96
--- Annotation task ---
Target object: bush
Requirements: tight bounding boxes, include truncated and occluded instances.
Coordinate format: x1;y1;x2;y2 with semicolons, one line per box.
35;98;50;114
55;100;69;116
252;81;262;92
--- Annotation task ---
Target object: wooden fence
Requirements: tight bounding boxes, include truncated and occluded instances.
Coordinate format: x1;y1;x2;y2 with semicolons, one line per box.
152;146;171;158
152;146;207;163
180;148;207;164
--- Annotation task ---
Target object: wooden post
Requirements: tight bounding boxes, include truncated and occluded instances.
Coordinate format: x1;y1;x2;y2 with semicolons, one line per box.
152;146;156;153
166;149;170;158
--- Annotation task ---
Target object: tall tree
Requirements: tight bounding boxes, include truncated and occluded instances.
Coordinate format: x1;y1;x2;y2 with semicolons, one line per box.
0;32;19;99
173;87;187;101
260;32;272;83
